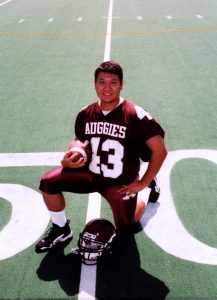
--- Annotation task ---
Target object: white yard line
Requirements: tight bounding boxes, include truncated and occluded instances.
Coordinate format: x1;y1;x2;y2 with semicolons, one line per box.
78;1;114;299
103;0;114;62
78;193;102;300
0;0;12;7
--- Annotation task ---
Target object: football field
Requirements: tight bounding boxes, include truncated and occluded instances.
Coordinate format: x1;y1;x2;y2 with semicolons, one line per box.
0;0;217;299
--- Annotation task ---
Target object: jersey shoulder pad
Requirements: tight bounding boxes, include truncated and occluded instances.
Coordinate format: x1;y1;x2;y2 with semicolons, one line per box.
134;105;153;120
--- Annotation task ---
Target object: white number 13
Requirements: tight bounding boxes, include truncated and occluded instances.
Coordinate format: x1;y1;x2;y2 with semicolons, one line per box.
89;137;124;179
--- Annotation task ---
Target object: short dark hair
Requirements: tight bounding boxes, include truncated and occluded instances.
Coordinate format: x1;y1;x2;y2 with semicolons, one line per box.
94;61;123;83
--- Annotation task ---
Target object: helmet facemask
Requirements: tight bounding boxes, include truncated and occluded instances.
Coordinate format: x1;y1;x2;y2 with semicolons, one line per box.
78;219;116;265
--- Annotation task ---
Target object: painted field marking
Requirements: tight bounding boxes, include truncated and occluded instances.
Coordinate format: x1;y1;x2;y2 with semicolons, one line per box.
101;16;119;19
0;184;50;260
0;152;63;167
103;0;113;62
0;0;12;6
141;149;217;265
78;192;101;300
18;19;25;24
78;1;113;298
1;27;217;38
1;149;217;265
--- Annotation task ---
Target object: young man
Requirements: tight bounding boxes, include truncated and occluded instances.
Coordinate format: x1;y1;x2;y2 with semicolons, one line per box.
35;61;167;253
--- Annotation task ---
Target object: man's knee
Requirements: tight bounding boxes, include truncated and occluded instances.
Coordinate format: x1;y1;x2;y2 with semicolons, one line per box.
39;175;53;194
39;169;60;194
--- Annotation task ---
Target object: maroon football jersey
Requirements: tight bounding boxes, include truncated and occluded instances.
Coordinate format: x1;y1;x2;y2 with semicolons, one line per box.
75;99;164;185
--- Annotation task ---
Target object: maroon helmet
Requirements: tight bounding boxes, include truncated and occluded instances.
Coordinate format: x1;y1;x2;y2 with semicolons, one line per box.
78;218;116;265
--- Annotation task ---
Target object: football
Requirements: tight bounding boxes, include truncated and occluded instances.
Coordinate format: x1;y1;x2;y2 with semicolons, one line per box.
67;140;92;164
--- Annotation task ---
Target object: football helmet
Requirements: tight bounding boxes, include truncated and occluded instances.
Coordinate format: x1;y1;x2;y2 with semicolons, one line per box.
78;218;116;265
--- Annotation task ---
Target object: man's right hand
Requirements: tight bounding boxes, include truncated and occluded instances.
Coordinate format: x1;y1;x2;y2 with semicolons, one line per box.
61;151;85;168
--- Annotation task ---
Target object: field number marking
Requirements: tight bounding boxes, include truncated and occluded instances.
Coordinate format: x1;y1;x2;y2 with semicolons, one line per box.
0;149;217;265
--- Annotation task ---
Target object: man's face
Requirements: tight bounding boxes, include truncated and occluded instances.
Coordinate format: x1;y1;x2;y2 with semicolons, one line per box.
95;72;123;110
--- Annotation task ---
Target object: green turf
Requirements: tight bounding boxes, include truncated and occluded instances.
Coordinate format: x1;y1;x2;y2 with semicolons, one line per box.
171;158;217;248
1;0;217;299
0;197;11;231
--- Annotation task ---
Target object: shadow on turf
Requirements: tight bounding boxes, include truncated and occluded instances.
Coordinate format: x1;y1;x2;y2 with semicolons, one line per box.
36;206;169;298
96;233;169;299
36;238;82;296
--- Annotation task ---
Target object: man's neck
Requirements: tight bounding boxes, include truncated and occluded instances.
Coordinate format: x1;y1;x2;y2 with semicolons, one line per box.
99;97;124;113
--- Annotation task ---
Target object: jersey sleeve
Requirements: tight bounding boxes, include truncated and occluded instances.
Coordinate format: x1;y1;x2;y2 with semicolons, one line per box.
74;111;86;141
137;115;165;162
143;118;165;140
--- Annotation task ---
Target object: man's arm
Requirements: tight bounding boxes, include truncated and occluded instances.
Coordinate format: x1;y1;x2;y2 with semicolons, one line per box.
139;135;167;187
118;135;167;195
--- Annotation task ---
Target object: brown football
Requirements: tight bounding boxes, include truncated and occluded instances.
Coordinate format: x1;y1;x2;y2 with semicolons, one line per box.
68;140;92;163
